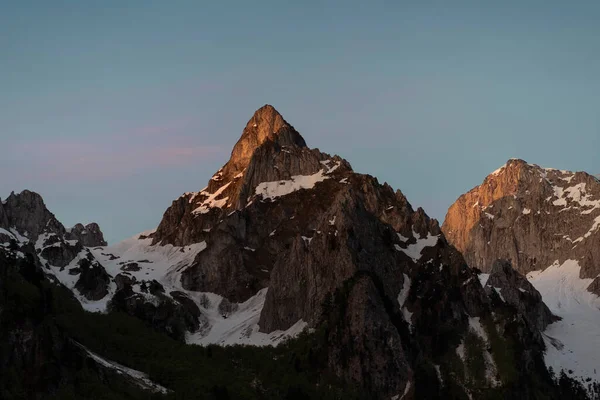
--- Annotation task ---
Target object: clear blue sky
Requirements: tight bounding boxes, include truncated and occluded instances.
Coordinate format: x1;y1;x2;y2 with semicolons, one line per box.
1;1;599;243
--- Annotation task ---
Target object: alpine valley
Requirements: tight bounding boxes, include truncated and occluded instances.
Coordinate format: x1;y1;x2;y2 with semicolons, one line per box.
1;106;598;399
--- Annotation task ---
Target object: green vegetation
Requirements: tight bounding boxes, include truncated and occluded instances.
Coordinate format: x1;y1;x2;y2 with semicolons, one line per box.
482;317;517;385
463;331;487;386
56;309;357;400
1;252;595;399
0;253;361;400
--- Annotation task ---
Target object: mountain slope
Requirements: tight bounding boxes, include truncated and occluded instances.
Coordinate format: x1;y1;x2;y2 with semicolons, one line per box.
443;159;600;391
117;106;577;398
1;110;593;399
443;159;600;281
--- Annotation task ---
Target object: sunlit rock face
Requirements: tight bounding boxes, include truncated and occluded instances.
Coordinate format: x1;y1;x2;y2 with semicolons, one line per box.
443;159;600;282
142;106;561;398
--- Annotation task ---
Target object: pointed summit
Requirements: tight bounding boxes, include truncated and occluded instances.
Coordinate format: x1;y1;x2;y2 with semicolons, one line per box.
152;104;352;246
228;105;306;172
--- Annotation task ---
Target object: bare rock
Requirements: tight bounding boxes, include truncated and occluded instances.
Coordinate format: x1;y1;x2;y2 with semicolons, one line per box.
66;222;107;247
442;159;600;279
114;273;136;291
484;259;556;332
142;107;564;397
327;276;412;399
0;198;8;228
152;105;350;247
2;190;65;239
40;240;83;268
108;283;205;341
74;254;110;301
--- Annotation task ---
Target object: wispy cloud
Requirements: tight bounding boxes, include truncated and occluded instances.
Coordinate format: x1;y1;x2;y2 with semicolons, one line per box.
4;120;225;182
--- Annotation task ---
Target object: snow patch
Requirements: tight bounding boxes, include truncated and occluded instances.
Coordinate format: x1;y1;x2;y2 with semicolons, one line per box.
397;274;411;307
185;288;307;346
9;228;29;243
456;341;465;361
320;159;341;174
528;260;600;386
394;231;439;261
255;160;342;201
301;236;313;245
551;182;600;214
75;342;169;394
478;273;490;287
402;308;413;333
255;171;328;200
192;182;232;214
90;234;306;347
468;317;499;386
490;165;506;176
493;287;505;302
0;228;17;241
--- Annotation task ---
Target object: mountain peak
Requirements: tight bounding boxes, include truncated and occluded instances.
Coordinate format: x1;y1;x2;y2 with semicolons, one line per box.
228;105;306;172
246;104;286;131
152;105;354;246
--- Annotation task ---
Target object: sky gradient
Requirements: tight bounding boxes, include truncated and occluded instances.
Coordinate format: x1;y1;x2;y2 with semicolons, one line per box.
1;1;599;243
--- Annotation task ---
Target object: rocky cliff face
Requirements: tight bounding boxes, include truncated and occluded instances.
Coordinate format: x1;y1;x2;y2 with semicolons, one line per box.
0;190;111;302
483;259;556;333
66;222;107;247
442;159;600;284
151;104;347;247
0;250;82;398
1;109;587;399
2;190;65;239
144;107;565;398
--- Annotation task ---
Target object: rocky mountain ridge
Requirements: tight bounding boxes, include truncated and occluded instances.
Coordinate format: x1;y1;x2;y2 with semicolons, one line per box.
0;190;110;300
443;158;600;391
443;159;600;283
0;108;593;399
121;106;571;398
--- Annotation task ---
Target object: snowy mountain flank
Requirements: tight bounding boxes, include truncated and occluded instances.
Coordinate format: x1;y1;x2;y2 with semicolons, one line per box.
1;107;597;399
443;158;600;391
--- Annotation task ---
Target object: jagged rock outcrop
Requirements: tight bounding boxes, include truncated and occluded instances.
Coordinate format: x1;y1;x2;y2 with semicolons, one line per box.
0;190;112;302
327;275;412;397
148;106;564;398
108;277;206;341
483;259;556;332
2;107;586;399
66;222;107;247
74;253;111;301
442;159;600;283
1;190;65;239
39;239;83;268
0;199;9;228
152;104;350;247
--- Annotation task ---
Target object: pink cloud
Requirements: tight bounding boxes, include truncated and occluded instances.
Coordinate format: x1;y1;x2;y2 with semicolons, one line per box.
7;119;226;182
15;143;222;181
